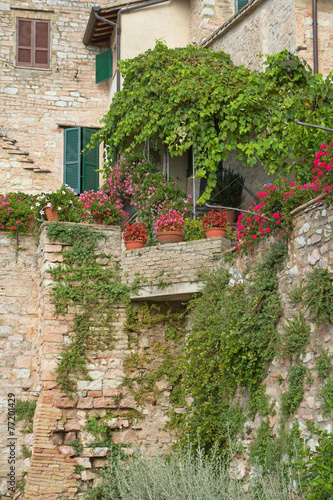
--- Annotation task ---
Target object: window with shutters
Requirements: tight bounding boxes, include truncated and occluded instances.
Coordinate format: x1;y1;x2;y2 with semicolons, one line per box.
235;0;250;12
64;128;99;194
16;18;50;69
96;49;112;83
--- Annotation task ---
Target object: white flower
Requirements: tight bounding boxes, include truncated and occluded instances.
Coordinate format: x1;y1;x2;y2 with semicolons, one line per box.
62;191;66;195
57;207;61;210
69;200;73;204
35;202;40;207
47;203;51;207
40;210;44;215
30;206;34;210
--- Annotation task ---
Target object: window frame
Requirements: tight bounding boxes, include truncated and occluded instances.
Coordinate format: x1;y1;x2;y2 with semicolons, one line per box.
63;127;100;194
16;18;51;69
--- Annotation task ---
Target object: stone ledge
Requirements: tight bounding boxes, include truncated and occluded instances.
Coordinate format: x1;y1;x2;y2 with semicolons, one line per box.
130;281;204;301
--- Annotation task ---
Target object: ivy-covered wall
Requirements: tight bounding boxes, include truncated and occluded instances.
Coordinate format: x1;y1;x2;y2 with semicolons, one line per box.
0;199;332;498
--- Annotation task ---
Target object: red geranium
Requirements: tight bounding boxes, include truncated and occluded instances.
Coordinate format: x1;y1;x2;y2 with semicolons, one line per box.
123;222;147;243
202;209;227;230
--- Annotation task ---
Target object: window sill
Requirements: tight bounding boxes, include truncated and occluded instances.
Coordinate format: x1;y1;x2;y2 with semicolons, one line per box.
14;65;51;71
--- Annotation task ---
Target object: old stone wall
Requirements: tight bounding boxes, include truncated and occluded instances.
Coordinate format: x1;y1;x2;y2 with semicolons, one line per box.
0;0;111;193
205;0;297;72
0;200;332;497
205;0;333;76
0;232;39;495
296;0;333;77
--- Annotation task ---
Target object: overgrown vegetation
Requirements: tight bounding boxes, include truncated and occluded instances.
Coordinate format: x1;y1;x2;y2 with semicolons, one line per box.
94;42;333;202
47;223;131;395
303;268;333;324
15;399;36;433
280;314;310;359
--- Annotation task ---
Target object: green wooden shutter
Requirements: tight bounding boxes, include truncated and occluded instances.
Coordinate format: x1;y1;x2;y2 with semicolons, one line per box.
96;49;112;83
236;0;249;12
64;127;81;193
82;128;99;192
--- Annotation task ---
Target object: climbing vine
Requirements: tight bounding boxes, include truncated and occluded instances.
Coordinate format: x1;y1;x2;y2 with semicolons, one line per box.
47;223;131;395
94;42;333;201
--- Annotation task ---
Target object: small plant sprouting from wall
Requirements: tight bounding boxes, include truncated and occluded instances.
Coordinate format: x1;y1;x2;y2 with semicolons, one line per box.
15;399;37;433
280;313;310;359
303;268;333;325
280;364;307;421
46;223;131;396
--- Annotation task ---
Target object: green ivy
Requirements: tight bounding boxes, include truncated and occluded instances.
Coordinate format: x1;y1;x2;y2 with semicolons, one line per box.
303;268;333;325
94;42;333;202
280;313;310;359
315;349;332;378
15;399;36;434
318;376;333;416
177;242;287;453
280;364;307;421
46;223;131;395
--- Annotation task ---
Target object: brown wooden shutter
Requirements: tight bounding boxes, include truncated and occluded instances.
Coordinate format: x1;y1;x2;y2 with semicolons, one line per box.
35;21;50;68
16;18;50;69
17;19;33;67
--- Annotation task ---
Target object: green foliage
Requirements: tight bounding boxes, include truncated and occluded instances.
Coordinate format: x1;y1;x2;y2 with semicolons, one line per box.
184;217;206;241
280;364;306;420
318;376;333;416
280;314;310;359
298;424;333;499
249;420;303;473
46;223;131;395
85;447;304;500
95;42;333;202
288;283;304;305
70;437;83;455
303;268;333;324
76;465;86;474
209;167;244;208
15;399;36;433
315;349;332;378
21;444;32;459
248;385;272;420
178;242;287;453
123;302;187;409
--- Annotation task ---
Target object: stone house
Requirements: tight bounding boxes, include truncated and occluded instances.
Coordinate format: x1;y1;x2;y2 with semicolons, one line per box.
2;0;332;202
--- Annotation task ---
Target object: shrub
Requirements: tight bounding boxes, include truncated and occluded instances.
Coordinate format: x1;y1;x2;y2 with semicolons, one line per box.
184;218;206;241
202;209;228;229
303;268;333;325
0;192;36;233
155;210;184;232
123;222;147;243
298;424;333;499
280;314;310;359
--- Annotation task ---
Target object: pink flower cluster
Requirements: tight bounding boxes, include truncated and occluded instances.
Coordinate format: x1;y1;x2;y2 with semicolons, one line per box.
155;210;185;232
235;140;333;254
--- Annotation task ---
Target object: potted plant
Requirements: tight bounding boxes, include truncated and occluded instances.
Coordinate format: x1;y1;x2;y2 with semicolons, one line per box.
35;185;83;222
202;209;228;238
155;210;185;244
209;167;244;223
123;222;147;250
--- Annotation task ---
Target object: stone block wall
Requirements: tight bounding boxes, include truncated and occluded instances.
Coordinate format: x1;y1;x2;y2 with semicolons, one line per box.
0;200;332;497
0;232;39;495
205;0;296;72
0;0;111;193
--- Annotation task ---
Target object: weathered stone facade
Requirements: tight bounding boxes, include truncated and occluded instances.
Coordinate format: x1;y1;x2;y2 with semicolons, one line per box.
0;0;111;194
205;0;333;77
0;199;332;498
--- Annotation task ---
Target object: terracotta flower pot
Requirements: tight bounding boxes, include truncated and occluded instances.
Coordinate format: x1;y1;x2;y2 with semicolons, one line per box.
44;205;58;222
205;227;226;238
125;240;145;250
225;209;236;224
156;231;184;244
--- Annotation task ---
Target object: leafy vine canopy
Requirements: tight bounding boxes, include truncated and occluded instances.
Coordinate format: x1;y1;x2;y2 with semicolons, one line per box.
95;41;333;202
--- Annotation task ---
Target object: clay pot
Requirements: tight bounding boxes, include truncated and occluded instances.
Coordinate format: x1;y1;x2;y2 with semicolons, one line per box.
125;240;145;250
205;227;226;238
44;205;58;222
156;231;185;244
